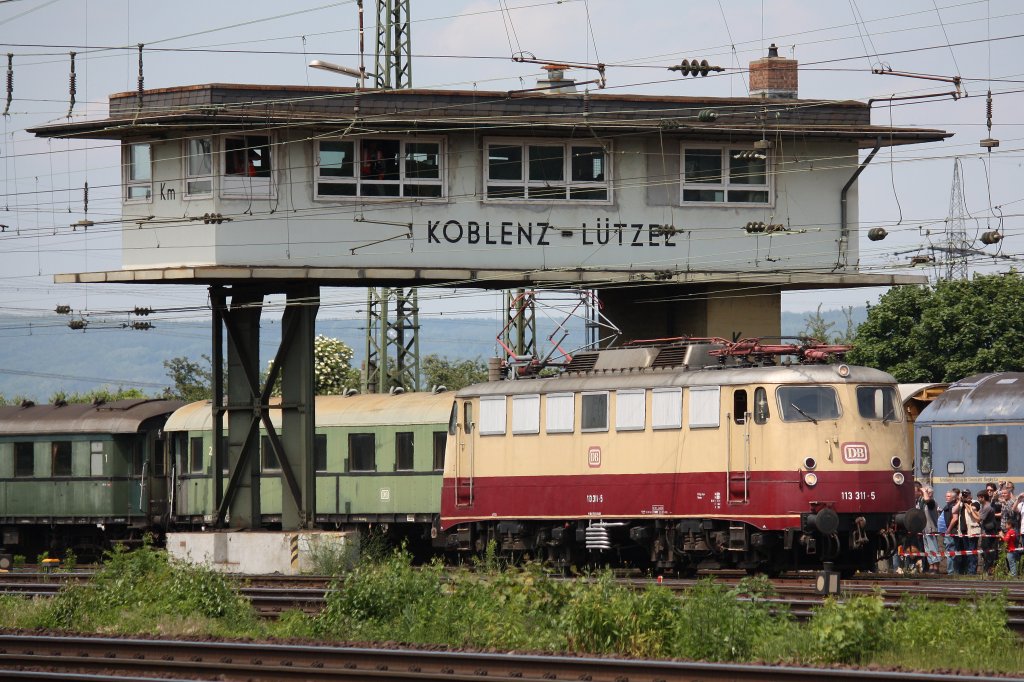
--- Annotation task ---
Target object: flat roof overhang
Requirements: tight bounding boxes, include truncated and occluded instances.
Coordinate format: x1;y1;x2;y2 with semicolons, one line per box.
54;265;928;291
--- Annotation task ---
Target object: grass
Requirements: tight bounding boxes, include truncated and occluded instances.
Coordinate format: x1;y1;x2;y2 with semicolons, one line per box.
1;544;1022;675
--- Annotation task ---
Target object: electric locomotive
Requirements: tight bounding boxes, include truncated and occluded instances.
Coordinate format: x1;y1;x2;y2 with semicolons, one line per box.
438;339;924;574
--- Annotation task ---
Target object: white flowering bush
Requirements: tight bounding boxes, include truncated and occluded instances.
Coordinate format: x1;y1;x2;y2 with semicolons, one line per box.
266;335;359;396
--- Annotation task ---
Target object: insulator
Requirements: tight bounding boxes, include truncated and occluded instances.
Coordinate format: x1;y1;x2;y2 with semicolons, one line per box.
3;53;12;117
67;51;76;118
867;227;888;241
981;230;1002;245
745;221;766;233
130;321;153;331
986;90;993;129
54;305;71;315
697;109;718;122
137;43;144;109
699;59;710;77
132;306;153;316
83;182;89;215
68;319;87;330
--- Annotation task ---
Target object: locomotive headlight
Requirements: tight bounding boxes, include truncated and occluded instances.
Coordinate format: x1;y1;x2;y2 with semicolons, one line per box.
836;364;851;378
892;472;905;486
890;456;902;470
804;457;817;470
804;472;818;487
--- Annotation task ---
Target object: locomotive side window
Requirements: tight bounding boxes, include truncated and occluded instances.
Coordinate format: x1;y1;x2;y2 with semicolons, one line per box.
314;434;328;472
977;434;1008;474
51;441;72;477
733;390;748;425
479;397;507;436
947;461;965;475
688;386;721;428
464;401;474;435
14;442;34;477
753;387;770;424
856;386;901;421
432;431;446;470
512;395;540;435
581;392;609;432
395;432;415;470
615;390;646;431
190;436;204;473
651;388;682;429
349;433;376;471
448;402;458;435
777;386;840;422
261;436;280;471
546;393;575;433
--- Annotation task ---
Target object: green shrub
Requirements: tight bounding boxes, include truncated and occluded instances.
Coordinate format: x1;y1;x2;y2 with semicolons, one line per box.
807;593;889;663
12;555;25;569
306;536;358;576
61;549;77;572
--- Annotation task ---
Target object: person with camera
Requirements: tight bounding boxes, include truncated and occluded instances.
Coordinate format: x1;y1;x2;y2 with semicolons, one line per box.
951;489;981;575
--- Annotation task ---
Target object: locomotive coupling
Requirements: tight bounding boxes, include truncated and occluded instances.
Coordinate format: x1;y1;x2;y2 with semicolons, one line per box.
896;508;927;534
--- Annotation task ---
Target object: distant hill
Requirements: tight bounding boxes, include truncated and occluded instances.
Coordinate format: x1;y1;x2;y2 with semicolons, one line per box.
0;306;867;401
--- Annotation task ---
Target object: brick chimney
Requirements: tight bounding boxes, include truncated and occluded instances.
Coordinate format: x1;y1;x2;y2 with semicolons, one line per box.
749;44;797;99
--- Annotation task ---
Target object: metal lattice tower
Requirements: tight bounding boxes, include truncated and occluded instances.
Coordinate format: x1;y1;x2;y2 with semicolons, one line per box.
363;287;421;393
374;0;411;89
944;158;970;280
503;289;538;362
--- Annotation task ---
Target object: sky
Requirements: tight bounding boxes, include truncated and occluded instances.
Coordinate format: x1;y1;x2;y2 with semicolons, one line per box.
0;0;1021;328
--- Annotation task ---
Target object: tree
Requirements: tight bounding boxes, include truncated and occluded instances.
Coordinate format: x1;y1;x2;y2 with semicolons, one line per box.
309;334;360;395
163;355;215;402
802;304;856;344
50;387;148;404
848;272;1024;382
423;354;488;391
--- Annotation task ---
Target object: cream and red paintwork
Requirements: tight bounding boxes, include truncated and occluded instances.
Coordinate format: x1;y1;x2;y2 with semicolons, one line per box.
441;364;914;554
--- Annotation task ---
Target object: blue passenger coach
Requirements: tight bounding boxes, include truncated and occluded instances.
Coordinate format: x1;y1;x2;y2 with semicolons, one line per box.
915;372;1024;496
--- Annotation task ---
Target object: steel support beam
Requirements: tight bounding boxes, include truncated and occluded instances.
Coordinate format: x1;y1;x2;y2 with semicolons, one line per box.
364;287;420;393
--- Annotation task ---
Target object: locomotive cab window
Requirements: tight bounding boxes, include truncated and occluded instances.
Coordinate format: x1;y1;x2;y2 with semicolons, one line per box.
753;387;770;424
977;434;1008;474
51;441;72;477
856;386;901;421
777;386;840;422
581;392;609;432
733;390;748;425
349;433;376;471
14;442;34;477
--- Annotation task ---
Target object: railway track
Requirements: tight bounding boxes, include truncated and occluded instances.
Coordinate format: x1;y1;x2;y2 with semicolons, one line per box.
1;633;1021;681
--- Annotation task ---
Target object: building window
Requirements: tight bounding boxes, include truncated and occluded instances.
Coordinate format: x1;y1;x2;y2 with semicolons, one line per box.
261;435;280;471
222;134;273;197
314;434;328;472
14;442;33;477
512;394;540;435
581;392;609;432
681;146;769;205
485;140;609;201
190;436;204;473
432;431;446;471
316;138;443;198
349;433;376;471
51;441;72;477
977;434;1007;474
185;137;213;196
124;142;152;202
395;432;415;471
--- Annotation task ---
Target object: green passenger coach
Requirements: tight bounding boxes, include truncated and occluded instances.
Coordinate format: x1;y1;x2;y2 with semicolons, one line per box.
165;392;452;542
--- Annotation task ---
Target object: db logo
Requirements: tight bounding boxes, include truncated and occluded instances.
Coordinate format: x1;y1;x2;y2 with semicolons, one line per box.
842;442;870;463
588;446;602;468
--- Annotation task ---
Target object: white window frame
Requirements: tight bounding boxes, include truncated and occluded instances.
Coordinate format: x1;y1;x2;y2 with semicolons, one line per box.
184;137;213;198
221;133;275;199
688;386;721;429
680;144;771;206
615;389;646;432
314;136;445;200
484;138;611;203
652;387;683;430
512;394;541;435
545;392;575;434
124;142;152;203
479;396;507;436
581;391;610;433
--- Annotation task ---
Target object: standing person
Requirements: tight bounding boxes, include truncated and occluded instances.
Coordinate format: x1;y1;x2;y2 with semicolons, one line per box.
977;491;997;574
940;488;959;575
921;486;940;573
1001;487;1021;576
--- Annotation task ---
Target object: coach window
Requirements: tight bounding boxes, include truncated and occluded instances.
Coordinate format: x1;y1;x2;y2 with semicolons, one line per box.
479;396;507;436
314;434;328;472
433;431;446;470
349;433;376;471
651;388;682;430
581;392;609;432
133;440;144;476
777;386;840;422
14;442;34;477
753;387;770;425
512;395;540;435
856;386;900;421
90;442;105;477
396;432;415;471
124;142;152;202
546;393;575;433
688;386;721;429
733;390;748;425
261;436;280;471
189;436;204;473
977;434;1008;474
184;137;213;196
615;390;646;431
51;441;72;477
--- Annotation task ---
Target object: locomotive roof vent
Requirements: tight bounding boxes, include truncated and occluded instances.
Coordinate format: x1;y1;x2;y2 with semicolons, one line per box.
562;342;734;375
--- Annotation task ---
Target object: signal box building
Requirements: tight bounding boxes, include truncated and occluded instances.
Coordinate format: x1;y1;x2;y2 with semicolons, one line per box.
31;50;947;341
